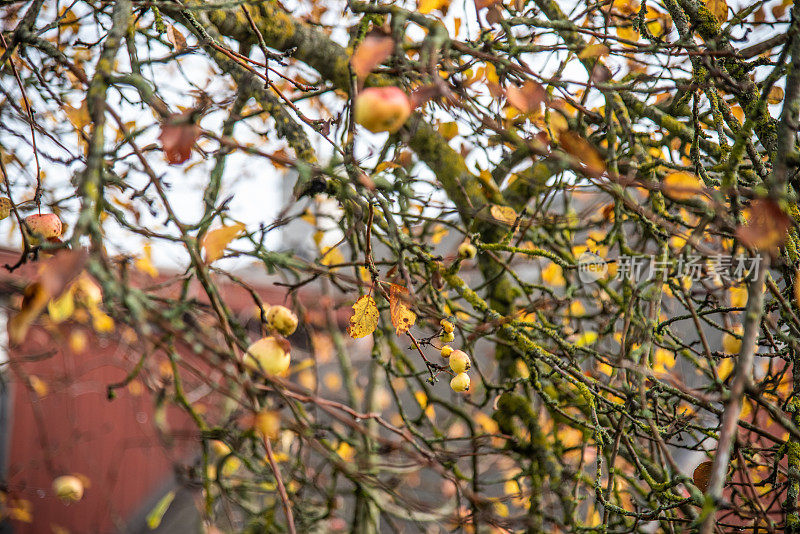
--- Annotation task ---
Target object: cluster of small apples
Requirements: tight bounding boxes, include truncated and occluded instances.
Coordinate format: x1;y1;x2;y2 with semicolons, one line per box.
243;305;298;376
354;87;412;134
439;320;472;392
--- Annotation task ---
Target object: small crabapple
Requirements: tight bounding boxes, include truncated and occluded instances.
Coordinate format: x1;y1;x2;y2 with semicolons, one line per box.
440;330;455;343
449;350;471;374
211;440;231;456
244;336;291;375
440;319;454;333
450;372;470;392
267;305;298;336
458;241;477;259
53;475;84;502
441;345;453;358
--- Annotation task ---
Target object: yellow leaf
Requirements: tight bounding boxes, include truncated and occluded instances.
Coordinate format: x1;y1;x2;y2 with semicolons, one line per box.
347;295;379;339
575;331;597;347
336;441;355;461
418;0;450;14
662;171;703;201
29;375;48;397
388;284;416;335
730;285;747;307
653;348;676;374
90;308;114;333
490;205;518;225
202;223;246;263
483;62;499;85
431;224;449;244
578;43;610;59
542;263;565;287
48;287;75;323
718;358;734;380
616;25;639;43
438;121;459;140
493;500;509;518
768;86;785;105
705;0;727;22
135;244;159;278
320;246;345;269
69;330;88;353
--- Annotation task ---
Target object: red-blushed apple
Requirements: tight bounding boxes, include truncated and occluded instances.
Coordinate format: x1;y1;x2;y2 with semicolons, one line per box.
52;475;84;502
244;336;291;375
354;87;412;133
25;213;62;238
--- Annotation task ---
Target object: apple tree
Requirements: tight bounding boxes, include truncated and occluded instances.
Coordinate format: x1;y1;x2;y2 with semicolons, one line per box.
2;0;800;532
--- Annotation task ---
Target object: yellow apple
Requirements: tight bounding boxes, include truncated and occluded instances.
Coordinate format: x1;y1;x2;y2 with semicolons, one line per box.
244;336;291;375
266;305;298;336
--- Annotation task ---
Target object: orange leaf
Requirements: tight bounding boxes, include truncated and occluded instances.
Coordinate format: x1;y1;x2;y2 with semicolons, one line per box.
505;81;546;114
351;35;394;80
559;131;605;177
736;199;790;250
662;171;703;201
388;284;416;335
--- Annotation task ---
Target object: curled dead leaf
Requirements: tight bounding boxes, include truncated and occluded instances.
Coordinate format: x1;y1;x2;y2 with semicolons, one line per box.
388;284;416;335
158;116;200;165
692;460;713;492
